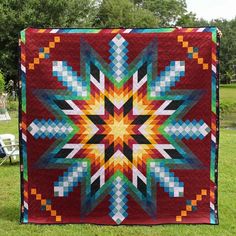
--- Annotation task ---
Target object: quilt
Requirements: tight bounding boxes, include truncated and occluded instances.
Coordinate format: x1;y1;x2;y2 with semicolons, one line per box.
19;27;219;225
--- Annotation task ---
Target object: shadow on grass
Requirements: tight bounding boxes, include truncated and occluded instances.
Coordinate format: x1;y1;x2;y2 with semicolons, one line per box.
0;205;20;223
1;162;20;167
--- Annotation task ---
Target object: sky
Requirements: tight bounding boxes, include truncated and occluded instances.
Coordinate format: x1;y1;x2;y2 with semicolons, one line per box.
186;0;236;21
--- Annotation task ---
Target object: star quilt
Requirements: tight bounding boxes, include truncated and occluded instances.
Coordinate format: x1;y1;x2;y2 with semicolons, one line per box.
19;27;219;225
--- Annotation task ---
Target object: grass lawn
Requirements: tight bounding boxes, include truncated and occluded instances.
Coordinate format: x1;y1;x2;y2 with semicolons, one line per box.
0;85;236;235
220;84;236;104
220;84;236;128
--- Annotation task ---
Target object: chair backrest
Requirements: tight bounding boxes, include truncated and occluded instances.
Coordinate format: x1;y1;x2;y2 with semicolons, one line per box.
0;139;6;158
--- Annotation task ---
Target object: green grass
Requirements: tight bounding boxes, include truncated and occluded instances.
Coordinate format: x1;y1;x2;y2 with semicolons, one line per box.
220;84;236;103
0;85;236;235
220;84;236;128
0;110;18;137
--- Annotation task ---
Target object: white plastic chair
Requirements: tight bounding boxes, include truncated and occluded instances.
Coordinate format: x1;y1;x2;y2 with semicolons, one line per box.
0;134;19;165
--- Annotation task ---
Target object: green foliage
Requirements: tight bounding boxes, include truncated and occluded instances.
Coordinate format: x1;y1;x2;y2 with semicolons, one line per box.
142;0;187;26
0;71;4;93
214;18;236;83
0;0;98;83
0;0;235;84
94;0;158;27
176;11;198;26
7;99;18;111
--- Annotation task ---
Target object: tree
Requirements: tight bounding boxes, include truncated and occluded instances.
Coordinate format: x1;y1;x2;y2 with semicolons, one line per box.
141;0;188;26
0;0;235;85
0;71;4;94
0;0;98;83
94;0;158;28
176;11;198;26
211;18;236;83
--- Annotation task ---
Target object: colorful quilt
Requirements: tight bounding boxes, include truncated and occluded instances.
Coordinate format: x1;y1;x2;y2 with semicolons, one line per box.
19;27;219;225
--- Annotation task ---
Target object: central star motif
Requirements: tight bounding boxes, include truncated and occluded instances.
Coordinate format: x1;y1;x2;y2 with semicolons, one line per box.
86;97;153;144
84;95;154;168
64;72;171;179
